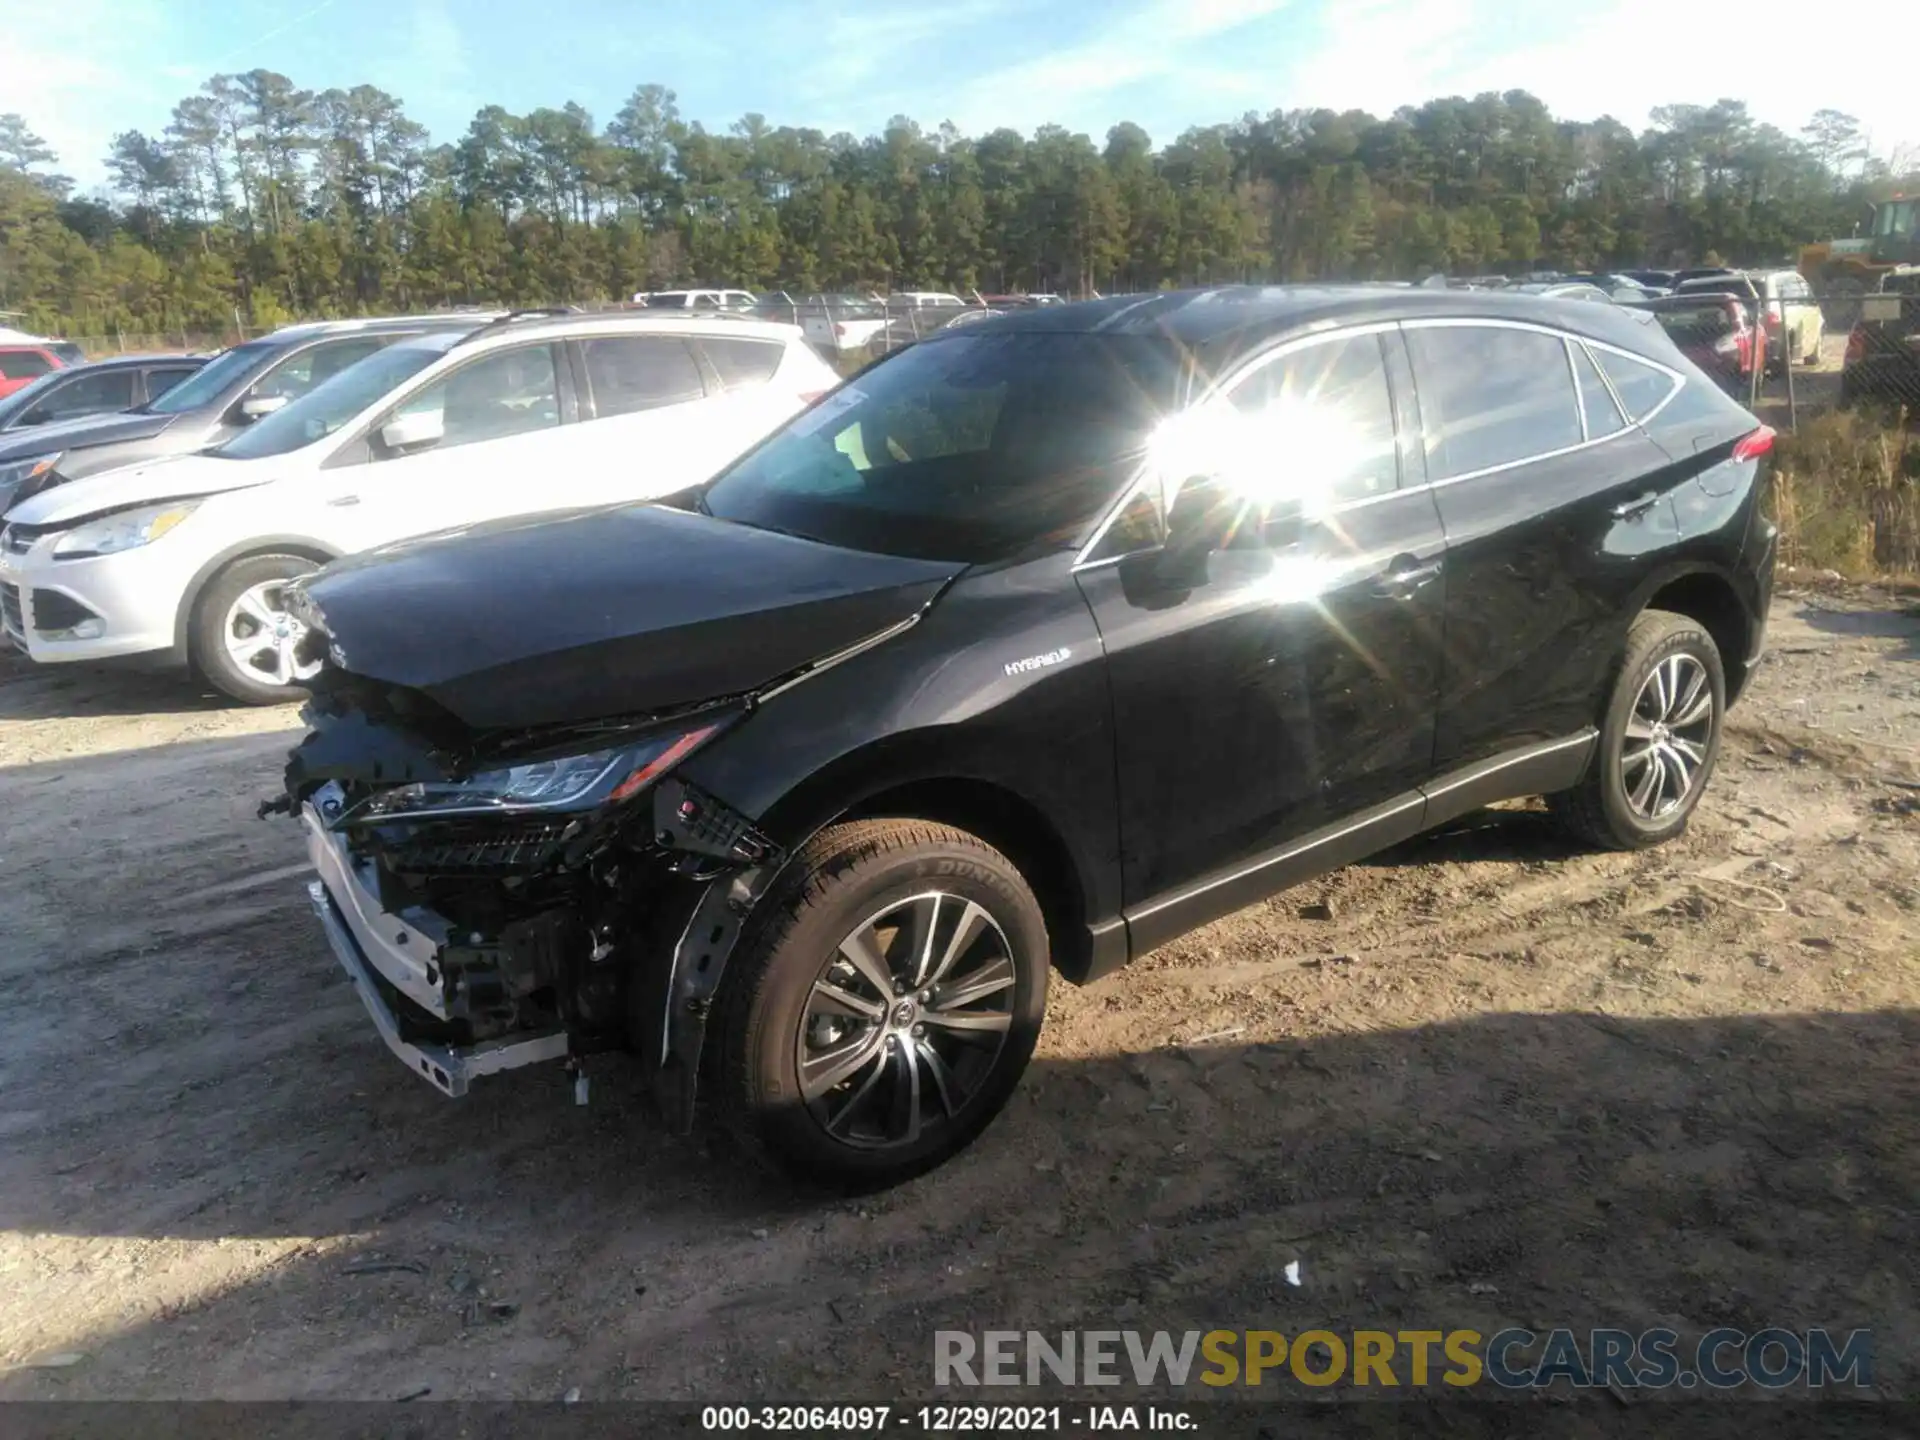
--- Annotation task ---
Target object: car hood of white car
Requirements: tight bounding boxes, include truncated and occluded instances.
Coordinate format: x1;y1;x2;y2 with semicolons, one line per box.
5;453;278;528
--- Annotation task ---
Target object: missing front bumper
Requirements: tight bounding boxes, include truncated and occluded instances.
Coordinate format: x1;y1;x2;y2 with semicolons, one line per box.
308;880;568;1097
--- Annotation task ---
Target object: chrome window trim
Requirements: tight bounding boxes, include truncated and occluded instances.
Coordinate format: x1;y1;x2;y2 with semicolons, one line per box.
1565;337;1589;443
1071;320;1401;571
1070;315;1685;573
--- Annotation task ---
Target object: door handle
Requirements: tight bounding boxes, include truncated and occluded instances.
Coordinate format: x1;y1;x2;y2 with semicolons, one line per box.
1611;492;1659;521
326;495;361;507
1371;555;1443;599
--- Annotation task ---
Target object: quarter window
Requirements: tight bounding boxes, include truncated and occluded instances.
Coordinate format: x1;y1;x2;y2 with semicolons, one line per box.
699;337;784;389
1226;333;1400;505
1593;347;1678;423
389;344;561;454
582;336;704;417
145;366;199;400
1569;343;1626;439
1405;325;1583;478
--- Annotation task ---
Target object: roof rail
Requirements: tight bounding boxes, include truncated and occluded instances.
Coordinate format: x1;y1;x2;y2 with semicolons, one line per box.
450;306;585;348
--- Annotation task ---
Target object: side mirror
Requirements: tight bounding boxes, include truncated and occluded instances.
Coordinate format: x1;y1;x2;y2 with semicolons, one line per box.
238;393;288;422
18;408;52;427
379;409;445;453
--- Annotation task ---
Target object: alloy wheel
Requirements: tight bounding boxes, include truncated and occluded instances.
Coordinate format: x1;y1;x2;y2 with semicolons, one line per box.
797;891;1017;1151
223;580;323;689
1621;652;1714;820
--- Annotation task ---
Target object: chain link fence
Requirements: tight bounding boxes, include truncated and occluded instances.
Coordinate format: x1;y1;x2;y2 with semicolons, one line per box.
1624;280;1919;575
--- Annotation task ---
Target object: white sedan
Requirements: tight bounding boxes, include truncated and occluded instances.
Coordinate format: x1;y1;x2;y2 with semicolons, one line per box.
0;312;839;702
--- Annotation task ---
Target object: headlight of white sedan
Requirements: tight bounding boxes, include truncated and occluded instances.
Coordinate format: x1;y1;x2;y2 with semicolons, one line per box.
52;501;200;560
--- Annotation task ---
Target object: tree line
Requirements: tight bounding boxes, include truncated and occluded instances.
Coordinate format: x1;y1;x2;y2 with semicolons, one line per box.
0;79;1912;339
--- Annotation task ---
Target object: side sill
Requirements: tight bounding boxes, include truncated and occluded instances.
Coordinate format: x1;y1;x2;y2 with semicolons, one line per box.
1418;729;1596;832
1124;793;1427;958
1117;728;1598;963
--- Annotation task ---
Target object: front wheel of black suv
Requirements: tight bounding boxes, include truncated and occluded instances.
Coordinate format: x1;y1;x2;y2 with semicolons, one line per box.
1551;609;1727;851
709;819;1049;1191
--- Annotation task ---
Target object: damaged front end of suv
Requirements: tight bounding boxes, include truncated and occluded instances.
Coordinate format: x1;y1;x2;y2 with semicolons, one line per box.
265;502;959;1134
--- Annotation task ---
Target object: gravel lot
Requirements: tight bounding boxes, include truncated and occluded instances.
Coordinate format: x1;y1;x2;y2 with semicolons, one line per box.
1;583;1917;1402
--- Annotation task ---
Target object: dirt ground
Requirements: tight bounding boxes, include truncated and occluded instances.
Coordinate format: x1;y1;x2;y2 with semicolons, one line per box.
1;582;1917;1405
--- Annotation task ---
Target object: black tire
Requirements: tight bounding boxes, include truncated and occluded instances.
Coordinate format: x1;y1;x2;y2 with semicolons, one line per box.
188;553;325;706
1551;610;1726;851
709;819;1049;1191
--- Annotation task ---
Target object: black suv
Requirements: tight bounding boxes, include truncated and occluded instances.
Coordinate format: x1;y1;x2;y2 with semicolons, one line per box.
0;315;497;515
277;286;1777;1189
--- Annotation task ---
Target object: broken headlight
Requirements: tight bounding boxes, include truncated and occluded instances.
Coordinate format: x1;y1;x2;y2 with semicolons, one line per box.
338;723;723;826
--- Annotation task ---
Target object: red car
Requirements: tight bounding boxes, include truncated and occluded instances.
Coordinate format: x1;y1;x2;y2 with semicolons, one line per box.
1627;294;1766;394
0;344;75;400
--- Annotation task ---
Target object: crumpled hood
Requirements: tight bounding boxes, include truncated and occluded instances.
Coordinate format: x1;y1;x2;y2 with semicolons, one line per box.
0;407;176;465
5;453;272;527
295;503;964;730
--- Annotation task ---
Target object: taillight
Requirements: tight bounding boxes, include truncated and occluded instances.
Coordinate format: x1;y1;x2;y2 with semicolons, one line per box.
1731;425;1775;461
834;323;851;339
1845;325;1868;364
797;389;830;406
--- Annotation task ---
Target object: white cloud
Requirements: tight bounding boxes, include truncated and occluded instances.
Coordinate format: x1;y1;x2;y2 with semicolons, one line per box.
1277;0;1913;154
935;0;1297;135
0;0;181;191
399;0;476;116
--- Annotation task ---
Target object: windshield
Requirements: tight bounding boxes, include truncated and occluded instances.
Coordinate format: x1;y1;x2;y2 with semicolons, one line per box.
145;340;278;414
214;336;460;461
1874;201;1916;237
700;331;1182;564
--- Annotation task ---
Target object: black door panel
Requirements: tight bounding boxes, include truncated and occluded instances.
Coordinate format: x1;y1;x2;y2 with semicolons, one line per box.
1405;322;1689;771
1425;429;1680;769
1077;489;1445;908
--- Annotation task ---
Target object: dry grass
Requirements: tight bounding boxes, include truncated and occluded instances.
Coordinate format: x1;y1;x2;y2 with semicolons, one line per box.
1765;410;1918;576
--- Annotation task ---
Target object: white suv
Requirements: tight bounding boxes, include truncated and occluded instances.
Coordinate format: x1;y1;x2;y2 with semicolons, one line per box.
0;312;839;703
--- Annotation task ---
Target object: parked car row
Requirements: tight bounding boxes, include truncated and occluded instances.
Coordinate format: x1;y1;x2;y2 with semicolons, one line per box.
214;284;1779;1190
0;309;838;701
630;288;1068;357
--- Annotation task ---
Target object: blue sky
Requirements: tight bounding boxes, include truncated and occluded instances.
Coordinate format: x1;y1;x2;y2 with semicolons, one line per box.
3;0;1910;191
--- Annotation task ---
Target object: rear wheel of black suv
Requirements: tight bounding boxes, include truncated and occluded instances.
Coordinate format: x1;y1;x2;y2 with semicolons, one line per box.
709;819;1049;1191
1551;609;1726;851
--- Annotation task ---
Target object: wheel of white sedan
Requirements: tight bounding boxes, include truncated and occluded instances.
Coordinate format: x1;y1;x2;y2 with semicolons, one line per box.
190;554;326;705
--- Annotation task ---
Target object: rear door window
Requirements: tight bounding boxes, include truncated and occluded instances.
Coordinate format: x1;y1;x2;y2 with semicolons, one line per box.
1593;347;1680;423
1404;325;1584;479
698;337;785;389
581;336;705;417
